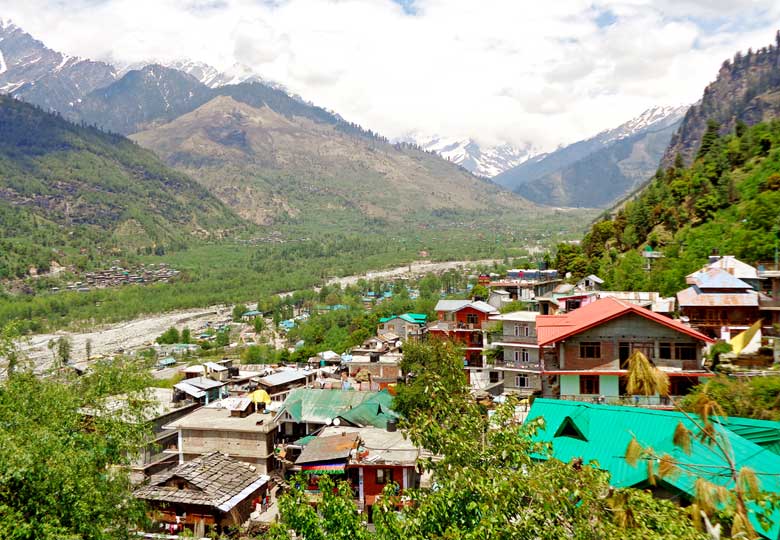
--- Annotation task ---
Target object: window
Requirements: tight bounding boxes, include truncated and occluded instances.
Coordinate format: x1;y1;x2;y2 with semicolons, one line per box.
521;348;530;363
514;324;520;337
579;375;600;395
659;342;672;359
466;314;479;325
524;325;530;337
513;350;520;363
579;342;601;359
376;468;393;485
489;371;500;383
675;343;698;361
515;375;529;388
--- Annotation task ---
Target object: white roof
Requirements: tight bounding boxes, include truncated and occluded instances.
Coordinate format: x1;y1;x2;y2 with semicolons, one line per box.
174;381;206;399
490;289;511;296
489;311;538;322
258;369;309;387
204;361;228;372
434;300;498;314
704;256;759;281
319;426;420;466
580;274;604;284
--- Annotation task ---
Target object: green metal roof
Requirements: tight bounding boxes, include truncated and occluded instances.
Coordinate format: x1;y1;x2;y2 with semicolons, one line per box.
716;416;780;456
379;313;428;325
527;399;780;539
278;389;397;428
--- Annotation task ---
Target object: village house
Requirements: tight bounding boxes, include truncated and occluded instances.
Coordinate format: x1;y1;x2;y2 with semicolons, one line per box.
536;297;714;405
485;311;542;396
427;300;498;381
759;263;780;331
173;376;230;404
162;398;280;475
256;367;321;401
377;313;428;341
527;399;780;539
274;388;397;442
678;267;765;338
487;269;561;303
292;425;421;515
343;352;403;385
135;451;270;535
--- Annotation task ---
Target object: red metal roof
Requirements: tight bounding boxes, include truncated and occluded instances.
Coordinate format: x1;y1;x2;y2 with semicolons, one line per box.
536;297;715;346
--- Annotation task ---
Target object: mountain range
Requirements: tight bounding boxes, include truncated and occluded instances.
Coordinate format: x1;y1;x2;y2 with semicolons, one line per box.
0;20;540;238
397;134;537;178
493;105;688;208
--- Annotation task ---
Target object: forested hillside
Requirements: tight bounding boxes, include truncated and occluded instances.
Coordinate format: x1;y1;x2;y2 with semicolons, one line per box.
0;96;244;279
556;119;780;295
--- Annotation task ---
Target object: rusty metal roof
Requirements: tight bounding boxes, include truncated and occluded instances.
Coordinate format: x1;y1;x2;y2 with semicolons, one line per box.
295;433;359;465
677;286;759;307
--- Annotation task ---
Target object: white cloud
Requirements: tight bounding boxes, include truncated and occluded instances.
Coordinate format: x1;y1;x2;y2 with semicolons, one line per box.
2;0;779;150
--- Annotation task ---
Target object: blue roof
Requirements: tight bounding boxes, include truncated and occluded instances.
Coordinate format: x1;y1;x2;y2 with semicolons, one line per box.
528;399;780;538
693;269;751;290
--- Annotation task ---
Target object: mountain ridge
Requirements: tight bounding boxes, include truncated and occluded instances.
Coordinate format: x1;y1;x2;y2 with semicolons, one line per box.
493;105;687;207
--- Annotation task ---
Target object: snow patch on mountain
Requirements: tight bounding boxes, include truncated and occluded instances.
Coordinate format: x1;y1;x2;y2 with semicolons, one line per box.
0;49;7;75
596;105;688;145
398;133;538;177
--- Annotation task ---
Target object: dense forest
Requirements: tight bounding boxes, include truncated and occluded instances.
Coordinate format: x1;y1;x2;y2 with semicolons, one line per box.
555;119;780;295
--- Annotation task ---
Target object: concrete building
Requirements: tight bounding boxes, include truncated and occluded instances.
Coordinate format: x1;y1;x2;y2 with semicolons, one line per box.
486;311;541;396
537;297;714;406
163;399;280;475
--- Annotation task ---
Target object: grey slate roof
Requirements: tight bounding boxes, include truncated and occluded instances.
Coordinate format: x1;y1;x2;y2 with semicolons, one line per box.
134;451;269;511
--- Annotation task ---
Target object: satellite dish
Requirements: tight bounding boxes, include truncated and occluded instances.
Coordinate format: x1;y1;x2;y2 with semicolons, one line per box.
333;418;341;426
325;417;333;425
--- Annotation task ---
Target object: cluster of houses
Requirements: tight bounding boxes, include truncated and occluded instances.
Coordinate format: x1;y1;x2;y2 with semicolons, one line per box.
437;256;780;403
114;255;780;537
52;263;180;293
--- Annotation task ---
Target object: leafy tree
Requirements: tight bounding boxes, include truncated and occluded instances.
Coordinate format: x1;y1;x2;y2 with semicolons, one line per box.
155;326;180;345
56;336;72;366
624;350;669;397
0;360;153;539
181;327;191;344
232;304;248;322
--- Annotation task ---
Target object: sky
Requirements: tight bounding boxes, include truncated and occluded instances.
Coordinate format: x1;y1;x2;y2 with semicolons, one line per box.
2;0;780;151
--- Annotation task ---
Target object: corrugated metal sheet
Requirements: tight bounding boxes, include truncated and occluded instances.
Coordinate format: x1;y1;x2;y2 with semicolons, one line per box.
278;388;397;428
677;286;759;307
295;433;359;465
527;399;780;539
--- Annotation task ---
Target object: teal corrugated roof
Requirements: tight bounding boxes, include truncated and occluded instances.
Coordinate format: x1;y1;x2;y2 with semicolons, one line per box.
527;399;780;539
279;389;396;427
718;416;780;456
380;313;428;325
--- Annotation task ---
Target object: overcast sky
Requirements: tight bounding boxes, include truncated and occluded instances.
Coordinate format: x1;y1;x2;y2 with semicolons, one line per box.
2;0;779;150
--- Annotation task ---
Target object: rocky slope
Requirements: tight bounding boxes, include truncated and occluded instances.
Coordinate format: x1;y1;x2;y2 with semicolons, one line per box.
0;19;116;111
131;95;534;227
662;32;780;168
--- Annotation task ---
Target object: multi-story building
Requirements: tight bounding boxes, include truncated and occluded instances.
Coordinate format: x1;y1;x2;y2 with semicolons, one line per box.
677;268;764;338
485;311;541;395
537;297;714;406
427;300;498;385
377;313;428;341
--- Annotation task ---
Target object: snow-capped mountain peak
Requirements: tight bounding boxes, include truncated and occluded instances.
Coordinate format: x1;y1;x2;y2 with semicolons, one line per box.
597;105;688;144
398;133;538;177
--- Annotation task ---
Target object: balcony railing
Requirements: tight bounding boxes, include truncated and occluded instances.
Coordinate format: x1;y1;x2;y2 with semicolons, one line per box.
493;360;542;370
555;394;686;408
494;335;537;344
